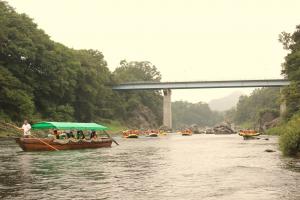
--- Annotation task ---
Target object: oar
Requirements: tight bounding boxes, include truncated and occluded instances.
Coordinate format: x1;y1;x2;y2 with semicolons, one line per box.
32;136;59;151
2;122;59;151
103;130;119;145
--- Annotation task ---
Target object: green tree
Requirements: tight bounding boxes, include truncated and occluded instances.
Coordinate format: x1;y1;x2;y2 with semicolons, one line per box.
172;101;222;129
113;60;163;126
0;66;34;121
233;88;280;126
279;25;300;118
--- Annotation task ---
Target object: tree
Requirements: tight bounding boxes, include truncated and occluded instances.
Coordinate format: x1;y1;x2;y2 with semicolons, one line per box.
235;88;280;124
172;101;222;129
113;60;163;126
279;25;300;118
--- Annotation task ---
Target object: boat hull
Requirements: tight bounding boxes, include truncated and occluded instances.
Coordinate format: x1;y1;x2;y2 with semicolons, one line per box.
15;137;112;152
148;133;158;137
124;134;139;138
182;133;192;136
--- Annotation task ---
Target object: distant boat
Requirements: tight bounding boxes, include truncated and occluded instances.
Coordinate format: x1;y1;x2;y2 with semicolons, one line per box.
239;130;261;140
148;133;158;137
123;130;139;138
159;131;167;136
15;122;114;151
181;129;193;136
124;134;139;138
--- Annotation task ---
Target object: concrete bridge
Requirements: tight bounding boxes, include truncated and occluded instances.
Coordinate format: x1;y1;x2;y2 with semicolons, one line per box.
112;79;290;129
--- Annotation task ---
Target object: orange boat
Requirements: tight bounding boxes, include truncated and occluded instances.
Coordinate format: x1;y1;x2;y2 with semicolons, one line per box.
182;129;193;136
147;130;159;137
239;130;261;139
123;130;139;138
15;122;116;151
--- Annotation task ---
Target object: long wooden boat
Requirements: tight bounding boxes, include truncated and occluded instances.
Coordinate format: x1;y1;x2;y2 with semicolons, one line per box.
15;137;112;151
15;121;115;151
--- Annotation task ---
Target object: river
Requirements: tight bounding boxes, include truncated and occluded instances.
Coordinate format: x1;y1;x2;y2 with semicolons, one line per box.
0;134;299;200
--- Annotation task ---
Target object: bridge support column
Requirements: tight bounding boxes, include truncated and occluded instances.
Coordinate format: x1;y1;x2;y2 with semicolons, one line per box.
163;89;172;130
280;88;287;118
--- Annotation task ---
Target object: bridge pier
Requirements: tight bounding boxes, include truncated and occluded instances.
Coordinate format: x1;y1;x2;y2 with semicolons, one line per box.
163;89;172;129
280;88;287;118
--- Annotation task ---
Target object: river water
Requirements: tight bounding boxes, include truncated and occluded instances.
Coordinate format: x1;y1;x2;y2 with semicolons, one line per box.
0;134;299;200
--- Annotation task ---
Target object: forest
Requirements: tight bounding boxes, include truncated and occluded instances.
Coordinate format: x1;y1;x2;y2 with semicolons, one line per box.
0;1;164;129
226;25;300;156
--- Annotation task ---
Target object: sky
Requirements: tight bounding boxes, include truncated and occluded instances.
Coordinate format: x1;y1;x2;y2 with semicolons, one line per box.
6;0;300;103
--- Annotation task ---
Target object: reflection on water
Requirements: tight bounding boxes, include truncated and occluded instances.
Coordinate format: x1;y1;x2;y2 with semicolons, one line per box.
0;135;299;200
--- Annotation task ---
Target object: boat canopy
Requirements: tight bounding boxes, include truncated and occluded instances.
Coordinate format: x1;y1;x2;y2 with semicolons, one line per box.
31;122;108;131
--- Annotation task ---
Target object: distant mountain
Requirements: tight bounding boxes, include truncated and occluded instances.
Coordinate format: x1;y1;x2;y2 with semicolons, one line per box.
208;91;243;111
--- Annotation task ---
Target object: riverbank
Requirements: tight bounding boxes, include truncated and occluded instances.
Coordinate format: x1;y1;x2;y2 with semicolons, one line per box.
266;113;300;156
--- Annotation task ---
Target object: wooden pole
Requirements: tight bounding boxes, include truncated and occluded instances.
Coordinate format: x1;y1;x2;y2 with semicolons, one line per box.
103;130;119;145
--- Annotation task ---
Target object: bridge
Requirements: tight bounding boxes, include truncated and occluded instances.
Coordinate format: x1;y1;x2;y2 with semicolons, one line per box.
112;79;290;129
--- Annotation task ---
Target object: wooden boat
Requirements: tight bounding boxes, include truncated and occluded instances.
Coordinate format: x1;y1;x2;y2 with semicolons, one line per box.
15;122;115;151
15;137;112;151
239;130;261;140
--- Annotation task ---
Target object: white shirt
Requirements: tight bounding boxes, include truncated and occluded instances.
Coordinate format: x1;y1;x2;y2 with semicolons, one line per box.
22;124;31;136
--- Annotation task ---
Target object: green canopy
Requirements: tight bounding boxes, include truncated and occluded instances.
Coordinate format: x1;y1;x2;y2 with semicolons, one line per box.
31;122;108;131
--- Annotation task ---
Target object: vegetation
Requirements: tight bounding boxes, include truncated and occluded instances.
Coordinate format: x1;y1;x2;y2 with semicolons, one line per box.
276;25;300;156
0;1;162;129
224;88;280;128
172;101;222;129
222;24;300;156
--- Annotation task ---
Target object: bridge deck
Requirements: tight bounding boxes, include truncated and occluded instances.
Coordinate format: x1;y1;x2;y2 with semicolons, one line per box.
112;79;290;90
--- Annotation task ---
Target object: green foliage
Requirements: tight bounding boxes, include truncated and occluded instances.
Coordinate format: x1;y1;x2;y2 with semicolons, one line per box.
0;66;34;121
279;25;300;118
113;60;161;82
278;113;300;156
233;88;280;126
113;60;163;126
265;125;285;136
0;1;163;128
172;101;222;129
276;25;300;156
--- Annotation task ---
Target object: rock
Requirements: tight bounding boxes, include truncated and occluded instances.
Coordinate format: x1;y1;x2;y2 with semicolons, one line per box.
126;105;159;129
213;122;235;134
264;138;269;140
190;124;201;134
205;128;214;134
265;149;275;153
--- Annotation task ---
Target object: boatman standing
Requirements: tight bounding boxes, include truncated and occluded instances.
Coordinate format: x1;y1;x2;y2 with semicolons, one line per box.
20;120;31;138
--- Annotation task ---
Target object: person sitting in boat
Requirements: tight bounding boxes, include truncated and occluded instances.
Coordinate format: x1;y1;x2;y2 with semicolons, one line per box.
53;130;60;139
66;130;74;138
90;130;97;139
76;130;85;139
19;120;31;138
59;132;67;139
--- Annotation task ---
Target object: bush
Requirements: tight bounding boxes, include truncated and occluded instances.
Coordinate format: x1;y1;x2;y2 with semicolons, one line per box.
265;124;285;135
279;114;300;156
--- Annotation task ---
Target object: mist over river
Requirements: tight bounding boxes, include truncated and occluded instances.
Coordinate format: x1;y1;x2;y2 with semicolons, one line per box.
0;134;299;200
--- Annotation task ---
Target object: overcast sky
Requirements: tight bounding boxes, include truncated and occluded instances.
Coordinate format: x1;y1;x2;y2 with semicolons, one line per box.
6;0;300;103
